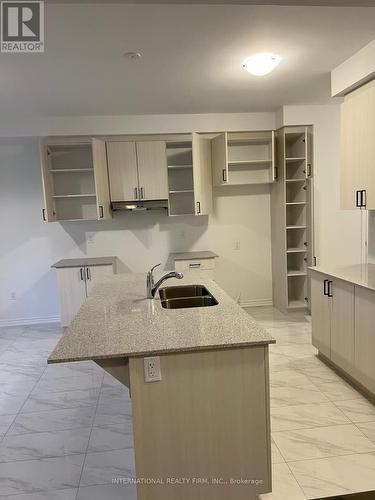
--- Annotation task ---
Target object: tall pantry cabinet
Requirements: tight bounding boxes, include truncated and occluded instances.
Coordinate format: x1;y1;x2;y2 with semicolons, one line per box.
271;126;314;312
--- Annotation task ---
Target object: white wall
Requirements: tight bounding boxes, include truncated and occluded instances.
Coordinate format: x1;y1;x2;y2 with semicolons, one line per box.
0;112;275;325
282;104;363;267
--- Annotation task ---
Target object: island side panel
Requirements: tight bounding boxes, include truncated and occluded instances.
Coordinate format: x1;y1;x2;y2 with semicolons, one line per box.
129;345;272;500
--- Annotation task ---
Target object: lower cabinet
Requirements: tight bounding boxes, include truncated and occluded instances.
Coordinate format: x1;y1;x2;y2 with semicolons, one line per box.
56;264;114;327
354;286;375;394
311;272;355;373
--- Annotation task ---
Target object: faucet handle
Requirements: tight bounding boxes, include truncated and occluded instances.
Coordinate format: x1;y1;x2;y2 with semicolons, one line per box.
150;263;161;274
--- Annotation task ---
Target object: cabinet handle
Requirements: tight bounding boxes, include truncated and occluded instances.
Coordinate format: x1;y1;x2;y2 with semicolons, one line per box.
140;187;144;199
196;201;201;214
323;279;329;296
189;263;201;268
328;280;333;298
86;267;90;281
274;166;278;180
356;190;361;207
222;169;227;182
99;205;104;218
307;163;312;177
134;187;138;200
80;268;85;281
361;190;367;208
42;208;47;221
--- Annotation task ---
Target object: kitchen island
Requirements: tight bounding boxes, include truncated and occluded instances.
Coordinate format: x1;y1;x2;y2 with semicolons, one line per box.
49;272;275;500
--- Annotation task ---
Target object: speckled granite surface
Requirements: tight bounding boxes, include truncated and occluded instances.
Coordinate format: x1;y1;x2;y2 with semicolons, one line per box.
48;272;274;364
309;264;375;292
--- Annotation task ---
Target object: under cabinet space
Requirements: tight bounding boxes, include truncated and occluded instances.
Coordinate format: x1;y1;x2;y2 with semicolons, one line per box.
287;227;307;252
286;180;307;203
52;170;96;197
286;203;306;227
287;252;307;275
48;144;94;171
167;141;195;216
285;131;306;159
168;166;194;192
54;197;98;221
212;131;275;186
168;191;195;216
286;159;306;180
287;275;307;308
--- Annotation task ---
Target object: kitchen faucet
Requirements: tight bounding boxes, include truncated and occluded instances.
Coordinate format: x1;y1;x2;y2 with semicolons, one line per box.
146;263;183;299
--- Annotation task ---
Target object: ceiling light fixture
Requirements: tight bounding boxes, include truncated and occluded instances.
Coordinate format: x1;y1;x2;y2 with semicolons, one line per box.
242;53;281;76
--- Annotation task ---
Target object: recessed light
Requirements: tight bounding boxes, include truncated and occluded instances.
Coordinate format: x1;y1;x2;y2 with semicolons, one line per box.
242;53;281;76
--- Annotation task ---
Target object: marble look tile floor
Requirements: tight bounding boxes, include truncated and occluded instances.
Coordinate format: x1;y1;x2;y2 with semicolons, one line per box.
0;309;374;499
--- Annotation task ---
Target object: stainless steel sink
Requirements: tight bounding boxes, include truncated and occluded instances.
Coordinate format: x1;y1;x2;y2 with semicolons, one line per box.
159;285;218;309
159;285;210;301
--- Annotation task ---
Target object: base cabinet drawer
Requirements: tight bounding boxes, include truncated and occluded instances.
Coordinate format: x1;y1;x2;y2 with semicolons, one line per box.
175;259;215;272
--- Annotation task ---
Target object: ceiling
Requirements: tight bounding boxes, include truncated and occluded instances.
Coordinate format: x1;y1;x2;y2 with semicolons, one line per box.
1;3;375;116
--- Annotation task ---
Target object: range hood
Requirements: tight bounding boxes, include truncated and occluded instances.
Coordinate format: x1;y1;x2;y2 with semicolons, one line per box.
111;200;169;212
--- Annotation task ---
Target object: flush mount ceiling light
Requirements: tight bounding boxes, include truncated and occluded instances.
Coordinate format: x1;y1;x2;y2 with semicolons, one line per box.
242;53;281;76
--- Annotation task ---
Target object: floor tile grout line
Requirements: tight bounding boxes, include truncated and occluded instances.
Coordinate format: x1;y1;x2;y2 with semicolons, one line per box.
75;367;106;500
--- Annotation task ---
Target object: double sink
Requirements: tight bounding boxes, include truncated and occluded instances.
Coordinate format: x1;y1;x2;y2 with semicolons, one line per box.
159;285;218;309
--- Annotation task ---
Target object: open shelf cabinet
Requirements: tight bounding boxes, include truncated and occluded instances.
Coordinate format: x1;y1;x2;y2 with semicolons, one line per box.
212;131;276;186
166;133;212;216
40;137;112;222
271;125;314;312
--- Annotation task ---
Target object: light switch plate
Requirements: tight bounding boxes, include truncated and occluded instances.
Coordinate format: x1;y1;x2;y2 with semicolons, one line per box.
144;356;162;382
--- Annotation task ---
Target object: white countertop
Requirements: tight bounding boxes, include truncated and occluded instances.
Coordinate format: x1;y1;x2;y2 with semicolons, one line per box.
52;257;116;269
48;271;274;364
309;263;375;292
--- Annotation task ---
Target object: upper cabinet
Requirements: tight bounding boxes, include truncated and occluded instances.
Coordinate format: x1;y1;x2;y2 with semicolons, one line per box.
40;137;112;222
341;79;375;210
107;140;168;202
211;131;276;187
166;133;212;216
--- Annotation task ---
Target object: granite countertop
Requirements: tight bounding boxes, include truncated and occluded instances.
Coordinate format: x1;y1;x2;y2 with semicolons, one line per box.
48;271;274;364
309;263;375;292
170;251;218;261
52;257;117;269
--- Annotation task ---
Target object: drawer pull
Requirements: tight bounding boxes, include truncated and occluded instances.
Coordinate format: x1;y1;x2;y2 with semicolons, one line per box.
189;263;201;268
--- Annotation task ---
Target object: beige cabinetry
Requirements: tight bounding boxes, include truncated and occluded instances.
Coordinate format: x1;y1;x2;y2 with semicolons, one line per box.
54;260;115;327
310;269;375;395
40;137;112;222
271;126;314;312
172;251;217;279
354;286;375;394
107;140;168;202
211;131;276;186
166;133;212;216
311;271;355;370
341;79;375;210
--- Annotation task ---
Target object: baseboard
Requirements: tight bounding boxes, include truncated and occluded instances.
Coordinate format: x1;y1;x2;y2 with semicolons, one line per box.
0;316;60;327
239;298;273;308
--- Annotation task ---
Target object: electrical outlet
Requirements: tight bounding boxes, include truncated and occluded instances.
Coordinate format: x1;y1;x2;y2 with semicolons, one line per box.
234;240;241;251
10;292;16;301
144;356;162;383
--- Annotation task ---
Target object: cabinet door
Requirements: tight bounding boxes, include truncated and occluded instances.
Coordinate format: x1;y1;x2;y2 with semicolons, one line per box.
361;80;375;209
56;267;87;327
106;142;139;201
192;133;213;215
354;286;375;394
311;273;331;358
330;278;355;374
136;141;168;201
85;265;114;297
341;86;367;210
40;143;57;222
92;138;112;219
211;133;228;186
